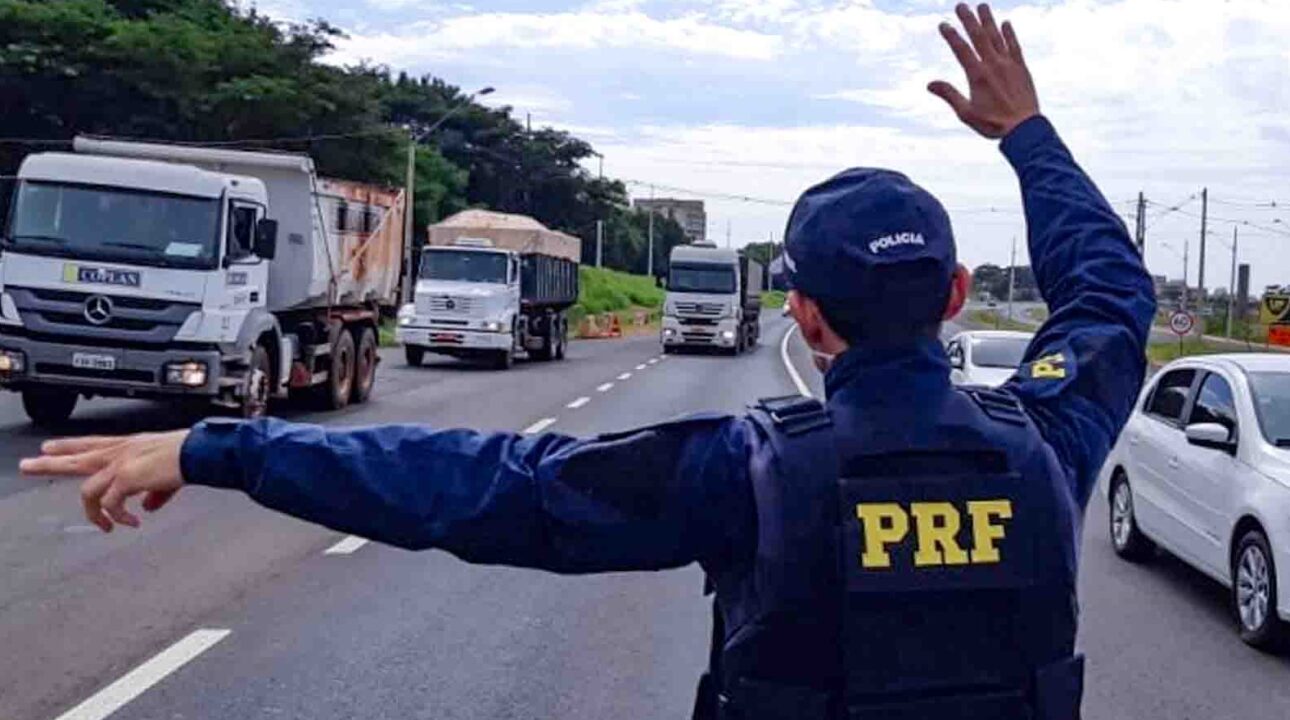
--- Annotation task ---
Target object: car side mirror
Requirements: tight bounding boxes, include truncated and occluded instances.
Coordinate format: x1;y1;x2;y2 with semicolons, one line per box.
255;219;279;260
1185;422;1236;454
949;354;965;370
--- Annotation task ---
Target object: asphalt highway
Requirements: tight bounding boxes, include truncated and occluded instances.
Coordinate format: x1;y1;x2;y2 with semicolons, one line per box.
1;314;1288;720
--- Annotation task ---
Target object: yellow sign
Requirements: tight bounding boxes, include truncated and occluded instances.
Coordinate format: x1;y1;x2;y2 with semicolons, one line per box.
1270;325;1290;348
1261;294;1290;325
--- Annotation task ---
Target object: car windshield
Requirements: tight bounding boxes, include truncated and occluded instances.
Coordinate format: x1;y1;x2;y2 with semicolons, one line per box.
971;337;1032;369
4;181;220;269
420;249;508;283
1248;372;1290;447
670;263;735;294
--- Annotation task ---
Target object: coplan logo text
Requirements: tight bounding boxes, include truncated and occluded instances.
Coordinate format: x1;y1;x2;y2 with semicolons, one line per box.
868;232;926;255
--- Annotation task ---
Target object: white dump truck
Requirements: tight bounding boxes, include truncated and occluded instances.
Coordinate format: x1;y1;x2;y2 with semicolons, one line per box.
0;137;405;425
661;243;764;355
397;210;580;369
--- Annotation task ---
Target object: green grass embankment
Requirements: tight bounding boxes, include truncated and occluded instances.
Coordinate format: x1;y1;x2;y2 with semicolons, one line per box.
572;266;665;334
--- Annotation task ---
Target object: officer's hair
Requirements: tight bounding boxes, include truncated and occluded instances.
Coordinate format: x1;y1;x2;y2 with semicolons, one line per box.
816;300;940;345
812;260;950;345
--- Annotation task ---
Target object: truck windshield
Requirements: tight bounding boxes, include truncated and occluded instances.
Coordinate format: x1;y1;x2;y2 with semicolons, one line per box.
670;262;735;294
420;249;509;283
4;181;220;269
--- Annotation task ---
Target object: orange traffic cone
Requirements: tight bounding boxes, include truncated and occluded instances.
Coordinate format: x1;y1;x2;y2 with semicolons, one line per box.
608;313;623;338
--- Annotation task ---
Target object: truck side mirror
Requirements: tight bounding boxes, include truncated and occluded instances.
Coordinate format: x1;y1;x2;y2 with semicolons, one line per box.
255;219;279;260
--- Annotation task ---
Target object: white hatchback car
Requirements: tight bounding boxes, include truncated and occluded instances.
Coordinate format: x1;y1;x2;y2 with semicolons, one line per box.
1099;354;1290;649
944;330;1034;388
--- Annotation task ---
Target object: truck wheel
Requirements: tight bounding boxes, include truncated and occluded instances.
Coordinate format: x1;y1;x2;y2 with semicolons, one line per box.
554;320;567;360
493;345;515;370
405;345;425;367
23;388;78;428
322;330;356;410
238;345;272;419
351;326;378;404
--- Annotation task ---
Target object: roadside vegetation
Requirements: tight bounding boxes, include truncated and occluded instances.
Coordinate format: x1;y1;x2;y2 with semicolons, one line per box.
966;309;1034;332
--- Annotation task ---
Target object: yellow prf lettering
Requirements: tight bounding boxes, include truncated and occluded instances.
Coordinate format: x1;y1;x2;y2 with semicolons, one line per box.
1031;352;1066;380
857;503;909;569
968;500;1014;564
910;502;970;567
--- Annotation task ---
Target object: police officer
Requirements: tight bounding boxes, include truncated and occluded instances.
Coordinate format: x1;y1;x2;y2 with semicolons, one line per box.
23;4;1155;719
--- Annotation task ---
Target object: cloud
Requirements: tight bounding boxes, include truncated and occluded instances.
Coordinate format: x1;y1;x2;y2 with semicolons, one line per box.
331;9;783;65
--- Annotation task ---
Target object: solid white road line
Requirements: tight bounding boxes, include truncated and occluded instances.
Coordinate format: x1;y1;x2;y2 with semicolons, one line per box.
617;372;632;380
324;535;369;555
567;396;591;409
780;324;814;398
54;628;230;720
635;364;647;370
597;382;614;392
523;417;558;435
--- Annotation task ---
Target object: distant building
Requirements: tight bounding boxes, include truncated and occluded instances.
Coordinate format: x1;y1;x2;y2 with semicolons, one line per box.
634;198;707;244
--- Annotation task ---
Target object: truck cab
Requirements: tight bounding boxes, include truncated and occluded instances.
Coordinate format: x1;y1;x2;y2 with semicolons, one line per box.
0;152;281;425
398;240;523;367
661;244;762;355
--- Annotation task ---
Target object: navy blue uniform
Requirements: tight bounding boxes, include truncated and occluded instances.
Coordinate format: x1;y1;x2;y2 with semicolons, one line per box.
182;117;1155;714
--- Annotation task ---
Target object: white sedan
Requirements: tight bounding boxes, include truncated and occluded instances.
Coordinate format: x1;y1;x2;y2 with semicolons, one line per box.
1099;354;1290;649
944;330;1034;387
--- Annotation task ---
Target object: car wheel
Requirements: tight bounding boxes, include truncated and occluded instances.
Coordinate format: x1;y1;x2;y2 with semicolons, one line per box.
1233;529;1287;651
22;388;78;428
1109;473;1155;562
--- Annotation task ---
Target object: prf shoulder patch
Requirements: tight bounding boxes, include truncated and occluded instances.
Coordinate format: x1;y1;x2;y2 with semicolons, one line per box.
1016;346;1078;400
1029;352;1067;380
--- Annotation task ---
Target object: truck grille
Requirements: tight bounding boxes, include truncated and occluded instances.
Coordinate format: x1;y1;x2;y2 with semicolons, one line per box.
419;295;476;316
35;363;157;384
7;287;198;346
674;302;723;316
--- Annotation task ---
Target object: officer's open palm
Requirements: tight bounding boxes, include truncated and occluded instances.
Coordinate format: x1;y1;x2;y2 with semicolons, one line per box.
929;3;1039;139
21;431;188;532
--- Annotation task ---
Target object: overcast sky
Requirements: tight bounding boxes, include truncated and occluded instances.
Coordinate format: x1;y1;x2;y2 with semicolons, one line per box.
259;0;1290;292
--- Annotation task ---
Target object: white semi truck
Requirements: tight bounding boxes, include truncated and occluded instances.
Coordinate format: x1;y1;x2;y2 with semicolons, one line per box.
661;243;764;355
397;210;579;370
0;137;404;425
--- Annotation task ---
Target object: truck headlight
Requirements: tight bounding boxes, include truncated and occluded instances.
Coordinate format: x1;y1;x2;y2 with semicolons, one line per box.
720;330;736;340
663;328;677;337
0;349;26;374
481;320;504;333
399;316;413;326
165;361;208;387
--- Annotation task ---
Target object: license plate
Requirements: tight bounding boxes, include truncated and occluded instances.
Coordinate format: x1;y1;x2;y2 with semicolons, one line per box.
72;353;117;371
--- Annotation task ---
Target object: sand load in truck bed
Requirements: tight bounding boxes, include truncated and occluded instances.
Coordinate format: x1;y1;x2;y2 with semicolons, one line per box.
427;209;581;263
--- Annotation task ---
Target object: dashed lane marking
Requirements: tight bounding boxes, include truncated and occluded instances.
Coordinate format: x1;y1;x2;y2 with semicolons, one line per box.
567;396;591;409
635;364;647;370
597;382;614;392
617;372;632;380
523;417;558;434
780;323;813;398
54;628;231;720
324;535;369;555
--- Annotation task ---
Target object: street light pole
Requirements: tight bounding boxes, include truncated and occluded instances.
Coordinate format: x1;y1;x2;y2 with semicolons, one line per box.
401;86;495;305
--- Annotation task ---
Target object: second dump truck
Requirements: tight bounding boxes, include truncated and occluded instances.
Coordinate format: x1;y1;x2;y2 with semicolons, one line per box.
397;210;579;369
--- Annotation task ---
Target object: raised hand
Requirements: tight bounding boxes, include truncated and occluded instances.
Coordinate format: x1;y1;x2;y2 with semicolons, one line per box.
928;3;1039;139
21;430;189;532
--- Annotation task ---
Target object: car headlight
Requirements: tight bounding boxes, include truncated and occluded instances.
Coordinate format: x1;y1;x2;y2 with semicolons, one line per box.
0;349;26;374
164;361;208;387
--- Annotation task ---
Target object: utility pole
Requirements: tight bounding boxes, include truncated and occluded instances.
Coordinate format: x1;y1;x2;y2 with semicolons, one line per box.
1226;226;1238;338
646;184;655;278
401;134;416;304
726;219;732;249
1197;187;1208;295
1134;191;1146;257
1006;235;1017;323
1182;237;1190;309
595;220;603;268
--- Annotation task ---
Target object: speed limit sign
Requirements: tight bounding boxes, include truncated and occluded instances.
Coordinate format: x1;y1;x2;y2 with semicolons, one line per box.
1169;309;1196;337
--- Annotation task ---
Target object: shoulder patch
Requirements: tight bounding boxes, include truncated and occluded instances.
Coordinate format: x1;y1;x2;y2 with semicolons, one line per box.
1015;346;1077;399
964;387;1028;426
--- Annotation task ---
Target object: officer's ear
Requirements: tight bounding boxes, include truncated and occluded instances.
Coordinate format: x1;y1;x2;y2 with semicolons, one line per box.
942;264;972;321
789;290;848;354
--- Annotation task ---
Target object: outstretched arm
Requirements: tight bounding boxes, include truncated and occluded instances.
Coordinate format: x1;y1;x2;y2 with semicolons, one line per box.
931;4;1156;506
21;416;755;574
